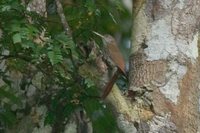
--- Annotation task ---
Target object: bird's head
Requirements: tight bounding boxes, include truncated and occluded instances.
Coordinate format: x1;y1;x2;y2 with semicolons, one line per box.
93;31;116;46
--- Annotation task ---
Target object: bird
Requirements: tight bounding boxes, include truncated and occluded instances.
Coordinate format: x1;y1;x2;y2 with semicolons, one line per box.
93;31;126;99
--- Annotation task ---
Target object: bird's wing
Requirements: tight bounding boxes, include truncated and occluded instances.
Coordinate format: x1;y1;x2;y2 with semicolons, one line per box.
108;44;126;74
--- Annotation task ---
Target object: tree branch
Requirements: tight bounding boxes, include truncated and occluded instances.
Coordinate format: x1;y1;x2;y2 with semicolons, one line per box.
55;0;72;37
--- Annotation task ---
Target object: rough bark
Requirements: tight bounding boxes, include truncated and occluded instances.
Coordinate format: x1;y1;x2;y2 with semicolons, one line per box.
129;0;200;132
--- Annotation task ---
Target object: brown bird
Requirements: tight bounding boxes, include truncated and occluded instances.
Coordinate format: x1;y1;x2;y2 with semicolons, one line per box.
93;31;126;99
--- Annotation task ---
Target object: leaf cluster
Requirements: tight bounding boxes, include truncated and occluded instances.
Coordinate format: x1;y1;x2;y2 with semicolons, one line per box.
0;0;129;132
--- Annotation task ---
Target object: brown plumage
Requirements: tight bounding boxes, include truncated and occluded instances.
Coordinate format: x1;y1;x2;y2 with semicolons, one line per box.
93;32;126;99
101;68;120;99
103;34;126;75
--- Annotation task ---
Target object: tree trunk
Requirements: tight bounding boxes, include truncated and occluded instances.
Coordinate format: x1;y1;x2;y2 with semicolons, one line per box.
129;0;200;132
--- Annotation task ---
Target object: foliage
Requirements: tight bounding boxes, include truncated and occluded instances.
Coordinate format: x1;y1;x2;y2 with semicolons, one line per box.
83;98;118;133
0;0;130;132
0;84;21;125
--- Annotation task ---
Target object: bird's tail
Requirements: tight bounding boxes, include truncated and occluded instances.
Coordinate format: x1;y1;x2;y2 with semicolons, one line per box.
101;68;120;99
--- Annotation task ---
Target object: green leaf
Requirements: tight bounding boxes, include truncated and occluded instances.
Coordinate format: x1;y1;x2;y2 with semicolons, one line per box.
47;47;63;65
12;33;21;44
21;40;35;49
26;24;39;34
55;33;69;45
63;103;75;118
85;0;95;12
54;33;79;57
84;78;95;88
95;9;101;16
1;5;11;12
11;24;21;32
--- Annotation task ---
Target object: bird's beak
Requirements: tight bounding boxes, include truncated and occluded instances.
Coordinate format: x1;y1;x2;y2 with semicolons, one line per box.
92;31;105;40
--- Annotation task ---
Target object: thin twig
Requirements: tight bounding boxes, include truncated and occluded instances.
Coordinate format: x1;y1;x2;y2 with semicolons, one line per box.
68;50;77;69
54;0;79;77
55;0;72;37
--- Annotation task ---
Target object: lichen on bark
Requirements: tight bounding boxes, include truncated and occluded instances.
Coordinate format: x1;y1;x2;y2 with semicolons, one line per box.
129;0;200;132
